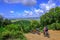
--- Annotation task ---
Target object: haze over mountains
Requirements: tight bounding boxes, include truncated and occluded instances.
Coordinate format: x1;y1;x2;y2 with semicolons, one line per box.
10;17;40;20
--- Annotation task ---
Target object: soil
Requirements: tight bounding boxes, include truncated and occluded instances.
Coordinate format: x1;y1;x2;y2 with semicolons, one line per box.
25;30;60;40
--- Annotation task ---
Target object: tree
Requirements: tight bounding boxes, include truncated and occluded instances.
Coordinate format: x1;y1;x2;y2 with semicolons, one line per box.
3;19;11;26
40;7;60;30
0;15;3;27
40;7;60;26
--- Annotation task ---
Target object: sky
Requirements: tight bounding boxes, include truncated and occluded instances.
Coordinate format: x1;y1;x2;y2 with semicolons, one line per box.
0;0;60;19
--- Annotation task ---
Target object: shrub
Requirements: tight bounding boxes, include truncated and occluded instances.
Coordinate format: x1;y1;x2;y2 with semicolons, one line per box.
0;27;27;40
48;23;60;30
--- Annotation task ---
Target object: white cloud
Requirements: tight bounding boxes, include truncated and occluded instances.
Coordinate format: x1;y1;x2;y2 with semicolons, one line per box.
34;9;43;13
23;8;44;17
40;3;56;11
40;0;56;11
23;10;33;16
23;0;56;17
24;10;29;14
4;0;37;6
10;11;14;13
48;0;53;4
34;9;44;16
21;0;37;6
23;10;29;16
29;11;33;16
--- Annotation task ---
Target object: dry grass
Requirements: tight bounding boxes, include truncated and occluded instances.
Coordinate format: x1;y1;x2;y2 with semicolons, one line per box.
25;30;60;40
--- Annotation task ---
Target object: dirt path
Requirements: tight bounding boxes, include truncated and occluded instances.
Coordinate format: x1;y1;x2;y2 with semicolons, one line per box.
25;30;60;40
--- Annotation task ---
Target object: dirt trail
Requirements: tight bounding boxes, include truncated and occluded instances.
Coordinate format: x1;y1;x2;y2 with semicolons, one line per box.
25;30;60;40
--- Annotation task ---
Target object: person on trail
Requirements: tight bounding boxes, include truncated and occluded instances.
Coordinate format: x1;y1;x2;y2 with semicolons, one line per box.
44;26;48;32
43;26;48;37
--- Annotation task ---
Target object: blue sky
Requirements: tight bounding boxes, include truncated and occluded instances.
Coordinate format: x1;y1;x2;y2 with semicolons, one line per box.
0;0;60;19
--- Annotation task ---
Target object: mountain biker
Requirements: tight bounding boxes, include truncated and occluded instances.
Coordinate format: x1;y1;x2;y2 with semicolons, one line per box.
43;26;48;36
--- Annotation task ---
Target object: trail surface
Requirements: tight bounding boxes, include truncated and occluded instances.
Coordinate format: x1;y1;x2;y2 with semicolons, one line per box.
25;30;60;40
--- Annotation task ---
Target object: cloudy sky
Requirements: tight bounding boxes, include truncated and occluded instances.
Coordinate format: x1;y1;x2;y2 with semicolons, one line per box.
0;0;60;19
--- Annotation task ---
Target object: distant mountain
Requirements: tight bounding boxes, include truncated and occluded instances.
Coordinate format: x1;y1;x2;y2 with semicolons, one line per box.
10;17;40;20
20;17;40;19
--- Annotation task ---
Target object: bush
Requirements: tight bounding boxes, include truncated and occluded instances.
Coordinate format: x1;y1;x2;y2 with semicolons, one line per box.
55;23;60;30
3;19;11;26
11;20;40;33
0;19;40;40
0;27;27;40
48;23;60;30
5;24;20;31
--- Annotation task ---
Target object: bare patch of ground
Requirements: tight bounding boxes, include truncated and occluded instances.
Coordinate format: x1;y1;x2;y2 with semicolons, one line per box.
25;30;60;40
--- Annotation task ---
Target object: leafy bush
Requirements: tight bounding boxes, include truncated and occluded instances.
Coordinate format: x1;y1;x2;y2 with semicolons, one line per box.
11;20;40;33
3;19;11;26
40;7;60;30
0;15;3;27
40;7;60;26
48;23;60;30
0;27;27;40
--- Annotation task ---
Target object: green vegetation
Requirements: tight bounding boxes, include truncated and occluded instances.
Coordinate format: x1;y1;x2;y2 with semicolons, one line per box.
0;7;60;40
40;7;60;30
0;17;40;40
0;24;27;40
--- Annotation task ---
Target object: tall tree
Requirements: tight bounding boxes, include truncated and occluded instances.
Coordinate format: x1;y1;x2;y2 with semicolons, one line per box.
40;7;60;26
0;15;3;27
